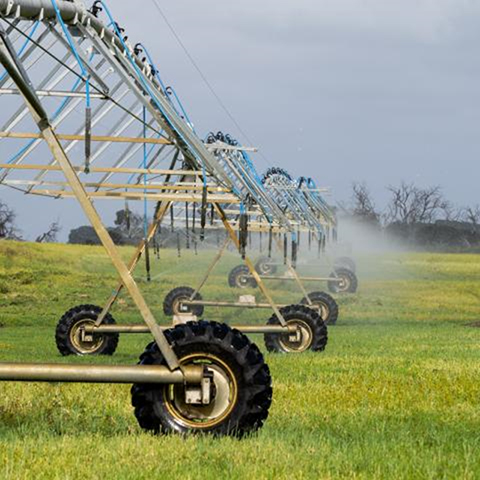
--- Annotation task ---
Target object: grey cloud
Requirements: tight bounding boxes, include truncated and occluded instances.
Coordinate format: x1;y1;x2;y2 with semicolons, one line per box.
1;0;478;240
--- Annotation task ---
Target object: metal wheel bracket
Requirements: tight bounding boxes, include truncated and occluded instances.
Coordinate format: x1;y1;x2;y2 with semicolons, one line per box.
238;295;256;305
80;327;94;343
177;302;191;313
185;369;214;405
289;329;302;343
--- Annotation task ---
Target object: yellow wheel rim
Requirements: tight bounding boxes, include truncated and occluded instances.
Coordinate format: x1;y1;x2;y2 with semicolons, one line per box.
164;353;238;429
278;319;313;353
70;319;105;355
316;302;330;321
339;275;350;292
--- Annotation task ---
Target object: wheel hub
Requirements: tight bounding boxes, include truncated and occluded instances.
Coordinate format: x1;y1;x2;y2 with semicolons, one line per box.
173;297;190;315
279;320;313;353
316;303;329;321
338;276;350;291
71;319;105;355
236;274;250;288
258;262;273;275
164;353;237;428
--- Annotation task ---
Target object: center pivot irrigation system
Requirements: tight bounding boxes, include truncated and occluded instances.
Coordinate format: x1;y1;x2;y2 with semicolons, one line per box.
0;0;358;436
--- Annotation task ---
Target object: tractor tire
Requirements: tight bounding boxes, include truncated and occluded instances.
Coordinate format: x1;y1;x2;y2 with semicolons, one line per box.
300;291;339;325
255;256;277;275
131;321;272;436
163;286;204;317
228;265;257;289
55;304;119;356
334;256;356;273
327;268;358;294
264;305;328;353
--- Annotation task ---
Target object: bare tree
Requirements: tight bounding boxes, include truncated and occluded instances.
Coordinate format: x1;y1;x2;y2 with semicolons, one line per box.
462;205;480;225
36;221;61;243
385;182;449;225
351;182;380;224
114;208;144;240
441;203;463;222
0;199;20;239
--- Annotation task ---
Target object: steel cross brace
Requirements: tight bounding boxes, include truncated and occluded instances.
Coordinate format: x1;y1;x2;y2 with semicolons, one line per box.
93;148;185;325
77;21;233;188
211;203;287;324
186;226;316;312
273;234;312;304
94;199;173;326
92;202;307;329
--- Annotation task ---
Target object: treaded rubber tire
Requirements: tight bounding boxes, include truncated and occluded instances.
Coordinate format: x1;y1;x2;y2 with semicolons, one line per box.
334;256;356;273
163;286;204;317
328;268;358;294
300;291;339;325
55;304;119;356
264;305;328;353
255;256;277;275
228;265;257;289
131;321;272;436
262;167;293;184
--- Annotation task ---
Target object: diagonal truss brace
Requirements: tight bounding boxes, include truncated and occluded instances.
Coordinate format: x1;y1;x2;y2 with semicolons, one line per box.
0;29;180;371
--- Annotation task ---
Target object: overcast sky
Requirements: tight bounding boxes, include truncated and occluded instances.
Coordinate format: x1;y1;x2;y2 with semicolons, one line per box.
2;0;479;240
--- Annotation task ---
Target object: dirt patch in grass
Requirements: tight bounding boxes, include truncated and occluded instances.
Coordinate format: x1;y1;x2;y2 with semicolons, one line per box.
466;321;480;328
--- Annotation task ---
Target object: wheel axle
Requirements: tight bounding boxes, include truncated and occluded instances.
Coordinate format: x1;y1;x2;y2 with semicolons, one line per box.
183;299;322;311
252;275;343;283
0;362;205;384
84;324;298;335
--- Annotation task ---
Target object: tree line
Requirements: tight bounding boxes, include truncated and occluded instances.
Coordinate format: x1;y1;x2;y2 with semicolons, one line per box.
344;182;480;250
2;182;479;251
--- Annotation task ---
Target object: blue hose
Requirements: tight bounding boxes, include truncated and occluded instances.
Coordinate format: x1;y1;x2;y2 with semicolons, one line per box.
98;1;210;189
3;48;94;169
0;21;40;83
165;86;196;134
142;107;149;238
50;0;91;107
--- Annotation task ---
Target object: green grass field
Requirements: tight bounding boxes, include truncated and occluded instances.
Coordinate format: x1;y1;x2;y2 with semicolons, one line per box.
0;241;479;479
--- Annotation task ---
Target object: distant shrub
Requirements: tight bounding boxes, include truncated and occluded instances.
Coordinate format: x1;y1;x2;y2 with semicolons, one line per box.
68;226;126;246
385;221;480;251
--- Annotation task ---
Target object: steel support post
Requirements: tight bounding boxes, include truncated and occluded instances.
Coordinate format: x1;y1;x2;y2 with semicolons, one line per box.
213;204;287;325
0;37;180;370
94;200;172;325
95;153;184;325
273;235;312;305
189;235;231;299
40;127;180;370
